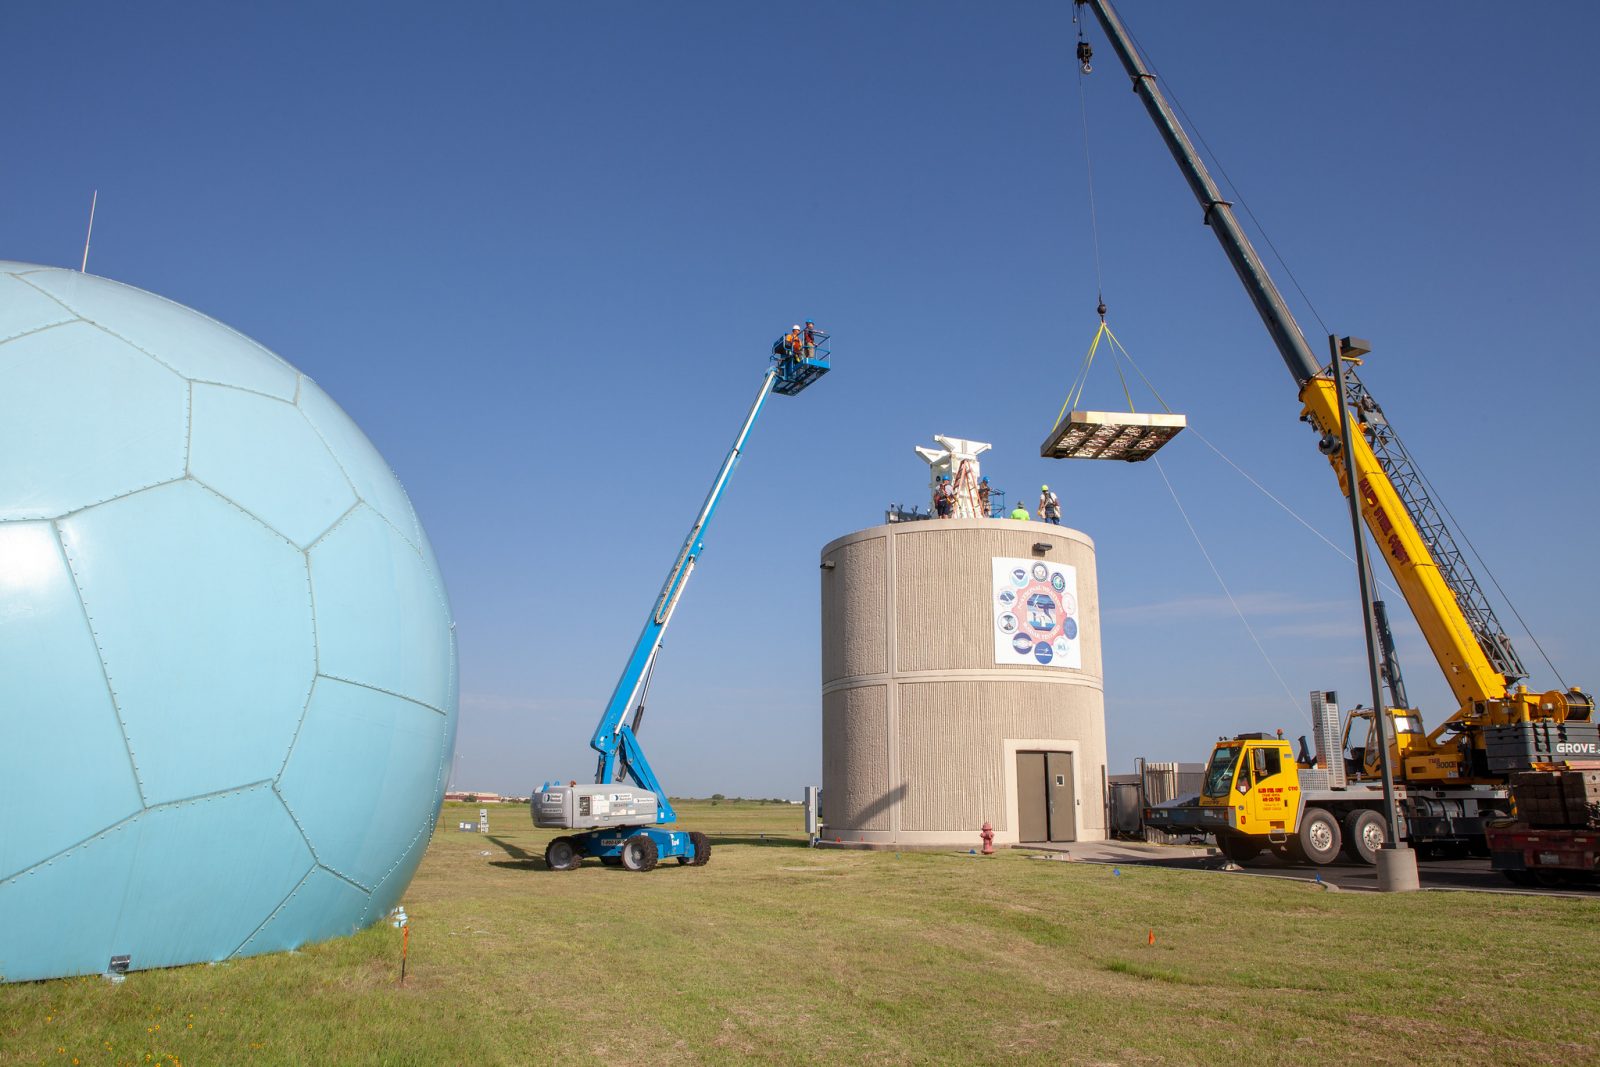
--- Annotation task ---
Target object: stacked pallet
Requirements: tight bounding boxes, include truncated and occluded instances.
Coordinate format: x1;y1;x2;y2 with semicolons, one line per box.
1511;764;1600;828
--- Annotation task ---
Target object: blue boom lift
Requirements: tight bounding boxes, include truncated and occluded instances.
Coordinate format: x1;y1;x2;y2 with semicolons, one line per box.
532;327;830;871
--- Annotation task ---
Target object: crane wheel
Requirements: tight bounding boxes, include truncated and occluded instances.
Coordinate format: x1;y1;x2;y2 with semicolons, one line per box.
1215;832;1261;864
621;834;659;872
545;836;582;872
1297;807;1342;865
1342;810;1386;866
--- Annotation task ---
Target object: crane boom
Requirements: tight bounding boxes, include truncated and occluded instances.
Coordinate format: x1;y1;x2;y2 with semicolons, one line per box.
1081;0;1529;716
1078;0;1319;388
1075;0;1553;738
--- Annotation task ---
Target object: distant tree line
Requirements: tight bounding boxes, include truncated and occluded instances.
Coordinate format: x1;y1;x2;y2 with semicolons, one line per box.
672;795;797;806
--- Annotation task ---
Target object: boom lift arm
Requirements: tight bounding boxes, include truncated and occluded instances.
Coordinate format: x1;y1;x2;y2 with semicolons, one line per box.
532;331;829;872
1075;0;1587;762
589;364;784;824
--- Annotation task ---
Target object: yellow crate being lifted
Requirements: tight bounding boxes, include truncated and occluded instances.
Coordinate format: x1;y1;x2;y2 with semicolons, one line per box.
1040;409;1186;462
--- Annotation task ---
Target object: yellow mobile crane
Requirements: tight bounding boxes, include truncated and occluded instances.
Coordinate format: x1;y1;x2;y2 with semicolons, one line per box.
1074;0;1592;864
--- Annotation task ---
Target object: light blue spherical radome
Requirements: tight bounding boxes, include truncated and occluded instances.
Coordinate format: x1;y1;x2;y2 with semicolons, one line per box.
0;261;457;983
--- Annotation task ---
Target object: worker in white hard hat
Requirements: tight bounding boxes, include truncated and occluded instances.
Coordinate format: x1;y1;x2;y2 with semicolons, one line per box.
1038;483;1061;525
785;325;803;360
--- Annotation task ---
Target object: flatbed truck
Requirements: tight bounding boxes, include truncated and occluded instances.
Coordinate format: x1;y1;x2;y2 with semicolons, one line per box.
1486;765;1600;887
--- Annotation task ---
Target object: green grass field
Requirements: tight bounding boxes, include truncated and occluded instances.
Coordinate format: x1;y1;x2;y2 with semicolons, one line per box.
5;800;1599;1066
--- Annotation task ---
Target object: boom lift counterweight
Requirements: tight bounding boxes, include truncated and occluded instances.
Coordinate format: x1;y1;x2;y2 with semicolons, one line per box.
532;329;829;872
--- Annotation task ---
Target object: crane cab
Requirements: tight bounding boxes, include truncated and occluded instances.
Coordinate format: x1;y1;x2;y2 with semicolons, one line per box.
1198;734;1302;841
1338;706;1468;782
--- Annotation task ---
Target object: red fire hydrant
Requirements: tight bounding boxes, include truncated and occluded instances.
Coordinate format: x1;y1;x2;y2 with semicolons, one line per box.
980;821;995;855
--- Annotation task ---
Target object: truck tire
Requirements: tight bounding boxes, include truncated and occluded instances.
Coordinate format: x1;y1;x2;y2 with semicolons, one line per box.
545;836;582;871
621;834;659;872
1342;809;1387;866
1297;807;1342;865
1216;832;1261;864
677;831;712;867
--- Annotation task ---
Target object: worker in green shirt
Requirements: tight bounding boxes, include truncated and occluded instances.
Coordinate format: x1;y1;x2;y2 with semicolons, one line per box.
1009;503;1030;521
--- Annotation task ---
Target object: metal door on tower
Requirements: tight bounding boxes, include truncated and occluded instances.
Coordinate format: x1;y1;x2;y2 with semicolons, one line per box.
1016;750;1077;843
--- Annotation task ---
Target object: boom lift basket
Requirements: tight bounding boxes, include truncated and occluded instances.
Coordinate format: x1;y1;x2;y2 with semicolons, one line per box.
773;329;831;396
1040;409;1186;461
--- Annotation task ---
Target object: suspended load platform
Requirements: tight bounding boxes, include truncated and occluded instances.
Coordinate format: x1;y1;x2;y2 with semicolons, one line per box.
1040;409;1186;462
1043;318;1185;461
772;323;831;396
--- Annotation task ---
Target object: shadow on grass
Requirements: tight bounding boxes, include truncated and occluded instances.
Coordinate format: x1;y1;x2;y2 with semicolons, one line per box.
707;835;810;849
1100;958;1201;985
485;835;546;870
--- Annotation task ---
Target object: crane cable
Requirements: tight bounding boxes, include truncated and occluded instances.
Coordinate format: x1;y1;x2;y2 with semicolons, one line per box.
1054;10;1119;429
1107;327;1315;725
1111;20;1562;683
1107;335;1406;601
1409;459;1568;690
1052;331;1316;720
1116;18;1332;341
1067;11;1566;703
1074;8;1106;319
1155;458;1314;727
1067;10;1309;725
1054;321;1150;427
1105;321;1565;688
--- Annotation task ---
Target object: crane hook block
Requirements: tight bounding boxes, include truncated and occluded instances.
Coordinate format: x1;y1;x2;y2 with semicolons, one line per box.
1077;40;1094;74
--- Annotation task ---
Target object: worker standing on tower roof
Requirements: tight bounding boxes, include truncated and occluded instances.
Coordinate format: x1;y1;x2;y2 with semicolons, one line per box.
934;477;955;518
1039;484;1061;525
1010;502;1030;521
978;476;992;517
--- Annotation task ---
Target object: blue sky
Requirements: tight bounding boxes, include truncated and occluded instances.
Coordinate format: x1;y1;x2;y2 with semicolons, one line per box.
7;2;1597;797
